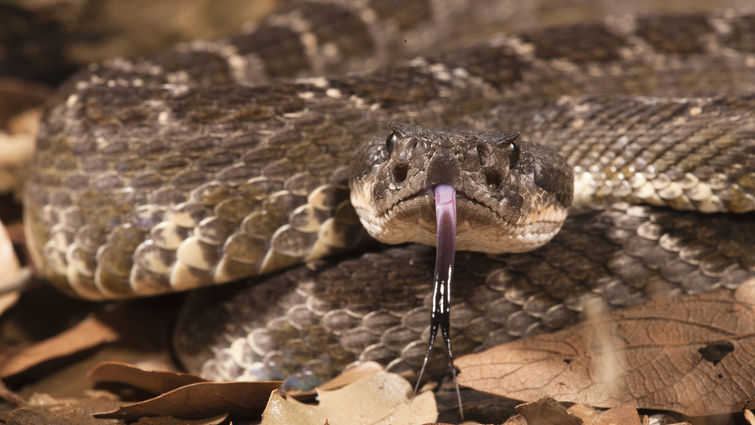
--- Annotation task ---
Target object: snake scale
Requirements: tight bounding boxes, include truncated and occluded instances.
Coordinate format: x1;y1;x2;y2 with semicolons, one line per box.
22;0;755;415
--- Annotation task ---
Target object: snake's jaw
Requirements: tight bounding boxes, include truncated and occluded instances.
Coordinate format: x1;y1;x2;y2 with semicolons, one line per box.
349;122;574;253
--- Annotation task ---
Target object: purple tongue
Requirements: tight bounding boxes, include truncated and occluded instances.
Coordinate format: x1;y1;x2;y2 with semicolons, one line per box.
434;184;457;267
413;184;463;419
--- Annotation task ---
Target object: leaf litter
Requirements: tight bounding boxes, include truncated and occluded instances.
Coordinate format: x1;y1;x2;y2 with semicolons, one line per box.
5;280;754;423
260;370;437;425
456;280;755;417
0;219;23;317
93;380;280;421
88;362;206;395
90;362;435;424
497;397;648;425
1;315;119;379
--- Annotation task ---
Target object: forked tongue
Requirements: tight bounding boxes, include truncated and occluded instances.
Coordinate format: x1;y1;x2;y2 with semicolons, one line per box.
412;184;463;419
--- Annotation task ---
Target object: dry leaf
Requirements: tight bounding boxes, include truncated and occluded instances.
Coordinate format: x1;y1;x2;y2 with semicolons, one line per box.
456;284;755;416
2;394;124;425
514;397;580;425
0;379;23;405
501;415;528;425
133;413;228;424
261;371;437;425
586;406;641;425
0;219;22;316
0;292;19;319
745;408;754;425
0;220;19;271
0;315;118;377
88;361;206;394
94;380;280;420
284;361;384;398
567;403;599;423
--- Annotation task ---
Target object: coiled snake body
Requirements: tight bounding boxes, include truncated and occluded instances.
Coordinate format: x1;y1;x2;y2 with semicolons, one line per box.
23;1;755;408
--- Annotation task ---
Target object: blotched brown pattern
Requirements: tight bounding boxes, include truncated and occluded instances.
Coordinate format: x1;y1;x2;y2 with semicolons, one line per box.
22;3;755;411
25;9;755;300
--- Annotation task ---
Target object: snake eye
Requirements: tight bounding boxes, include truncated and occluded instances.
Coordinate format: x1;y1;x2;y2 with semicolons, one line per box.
497;134;520;170
385;131;398;153
508;140;520;169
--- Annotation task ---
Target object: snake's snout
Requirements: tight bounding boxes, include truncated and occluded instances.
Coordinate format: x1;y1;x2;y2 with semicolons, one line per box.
425;150;461;190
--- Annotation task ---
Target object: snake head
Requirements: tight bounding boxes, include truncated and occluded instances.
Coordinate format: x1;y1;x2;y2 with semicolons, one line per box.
349;121;574;253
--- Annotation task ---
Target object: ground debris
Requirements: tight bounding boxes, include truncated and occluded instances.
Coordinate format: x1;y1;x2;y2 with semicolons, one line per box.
456;283;755;417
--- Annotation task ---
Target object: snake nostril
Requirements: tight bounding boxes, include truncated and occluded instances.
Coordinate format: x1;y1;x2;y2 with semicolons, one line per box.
392;163;408;183
484;170;502;188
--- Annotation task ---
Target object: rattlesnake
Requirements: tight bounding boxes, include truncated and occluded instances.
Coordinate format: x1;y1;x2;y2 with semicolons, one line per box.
23;1;755;418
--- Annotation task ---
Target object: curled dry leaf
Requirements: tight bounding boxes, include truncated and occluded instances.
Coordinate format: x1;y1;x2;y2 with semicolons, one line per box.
584;406;641;425
260;371;437;425
514;397;580;425
0;314;119;378
88;361;206;394
456;283;755;416
0;291;18;319
132;413;228;424
94;380;280;421
0;379;23;405
566;403;600;424
0;219;22;316
745;408;754;425
314;360;384;392
284;360;384;398
501;415;528;425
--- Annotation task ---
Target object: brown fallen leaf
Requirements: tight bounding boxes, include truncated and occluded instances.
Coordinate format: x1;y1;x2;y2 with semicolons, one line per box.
94;380;280;421
0;314;119;378
260;371;437;425
456;283;755;416
1;393;123;425
0;219;22;316
585;406;640;425
514;397;580;425
6;393;225;424
745;408;754;425
0;379;23;405
283;360;384;398
567;403;600;424
501;415;528;425
88;361;207;395
133;413;228;424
